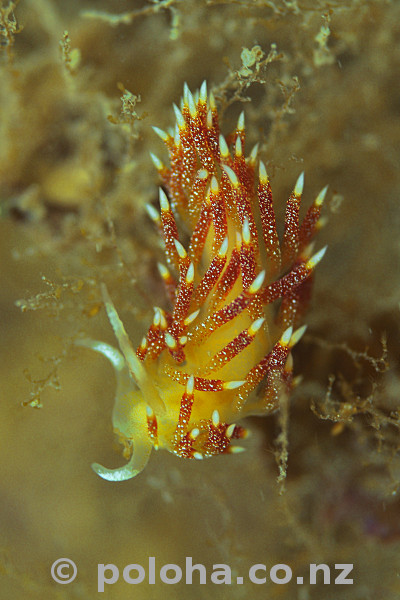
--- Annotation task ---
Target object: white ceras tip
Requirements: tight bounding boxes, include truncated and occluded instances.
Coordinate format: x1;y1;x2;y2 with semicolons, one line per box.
235;136;243;158
294;171;305;196
152;126;169;142
197;168;209;180
199;80;207;104
165;332;177;350
210;175;219;194
185;262;195;284
225;423;236;438
259;161;268;185
242;217;251;245
212;409;220;427
219;134;230;159
173;103;186;129
280;326;293;346
157;262;170;279
174;238;187;259
230;446;246;454
173;123;180;147
184;308;200;326
159;188;170;211
289;325;307;348
189;427;200;440
248;317;265;336
153;307;161;327
221;164;239;189
193;452;203;460
315;184;329;207
159;311;167;330
145;203;160;222
149;152;164;171
237;111;245;131
209;91;216;110
218;236;229;258
223;380;246;390
186;374;195;395
248;270;265;294
306;245;327;270
187;89;197;118
183;81;190;102
248;143;259;165
146;405;154;418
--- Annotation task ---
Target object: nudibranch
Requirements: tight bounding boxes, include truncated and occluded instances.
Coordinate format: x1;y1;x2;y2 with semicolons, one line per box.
79;81;328;481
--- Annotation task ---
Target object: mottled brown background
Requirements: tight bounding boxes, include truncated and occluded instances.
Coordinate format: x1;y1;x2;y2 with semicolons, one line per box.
1;0;399;598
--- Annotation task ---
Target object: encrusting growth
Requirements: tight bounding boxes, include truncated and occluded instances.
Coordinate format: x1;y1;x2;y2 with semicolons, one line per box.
78;81;328;481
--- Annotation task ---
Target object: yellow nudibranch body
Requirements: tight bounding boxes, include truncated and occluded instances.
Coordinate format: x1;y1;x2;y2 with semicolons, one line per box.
80;81;328;481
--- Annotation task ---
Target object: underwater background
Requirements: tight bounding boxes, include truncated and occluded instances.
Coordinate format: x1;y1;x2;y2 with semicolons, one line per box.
1;0;399;598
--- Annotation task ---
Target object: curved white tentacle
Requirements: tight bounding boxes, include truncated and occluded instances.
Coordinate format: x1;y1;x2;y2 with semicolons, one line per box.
75;339;125;371
92;439;152;481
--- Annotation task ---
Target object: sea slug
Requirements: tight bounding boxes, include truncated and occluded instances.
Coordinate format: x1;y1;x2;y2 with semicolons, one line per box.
79;81;327;481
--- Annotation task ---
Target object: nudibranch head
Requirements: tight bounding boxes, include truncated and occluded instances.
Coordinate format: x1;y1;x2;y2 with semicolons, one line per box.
82;81;327;481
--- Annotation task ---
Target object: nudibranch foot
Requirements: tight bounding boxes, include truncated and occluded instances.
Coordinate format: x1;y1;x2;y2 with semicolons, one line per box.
78;81;328;481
